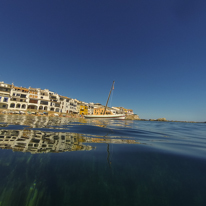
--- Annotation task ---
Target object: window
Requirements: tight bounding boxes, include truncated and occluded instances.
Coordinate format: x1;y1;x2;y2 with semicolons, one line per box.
40;101;48;105
13;93;16;96
0;88;10;92
3;97;8;102
10;103;15;108
20;94;26;98
55;103;60;107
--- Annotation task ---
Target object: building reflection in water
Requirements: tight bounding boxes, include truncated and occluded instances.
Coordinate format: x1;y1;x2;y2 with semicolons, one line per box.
0;114;77;128
0;129;139;154
0;130;94;154
0;114;140;154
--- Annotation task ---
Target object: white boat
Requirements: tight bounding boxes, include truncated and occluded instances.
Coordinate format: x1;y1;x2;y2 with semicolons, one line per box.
84;114;125;120
84;81;125;120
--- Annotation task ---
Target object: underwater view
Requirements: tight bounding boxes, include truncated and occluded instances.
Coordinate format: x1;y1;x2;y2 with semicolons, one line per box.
0;114;206;206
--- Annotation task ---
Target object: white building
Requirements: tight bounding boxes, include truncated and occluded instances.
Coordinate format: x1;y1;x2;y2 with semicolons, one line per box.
48;91;61;112
67;99;78;114
9;85;29;110
0;82;12;109
88;102;94;115
1;81;131;115
59;95;71;113
112;107;124;114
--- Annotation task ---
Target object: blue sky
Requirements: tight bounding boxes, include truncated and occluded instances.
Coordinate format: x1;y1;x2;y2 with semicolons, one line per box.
0;0;205;122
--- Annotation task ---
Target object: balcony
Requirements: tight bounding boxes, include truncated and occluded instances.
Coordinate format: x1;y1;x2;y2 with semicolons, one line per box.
40;101;48;105
29;95;38;99
0;88;11;93
10;98;27;103
40;93;48;96
20;94;27;98
0;103;8;109
14;89;28;93
29;100;38;104
50;96;57;99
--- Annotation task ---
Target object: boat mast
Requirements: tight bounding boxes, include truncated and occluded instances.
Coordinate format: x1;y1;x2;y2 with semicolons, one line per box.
103;81;115;115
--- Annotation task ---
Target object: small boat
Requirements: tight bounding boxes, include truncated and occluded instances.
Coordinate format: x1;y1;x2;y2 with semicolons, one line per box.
84;81;125;120
84;114;125;119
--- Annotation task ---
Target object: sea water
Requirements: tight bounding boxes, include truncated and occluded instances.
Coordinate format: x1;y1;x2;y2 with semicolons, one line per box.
0;114;206;206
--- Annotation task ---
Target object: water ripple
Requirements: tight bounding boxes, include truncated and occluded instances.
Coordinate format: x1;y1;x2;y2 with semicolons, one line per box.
0;115;206;159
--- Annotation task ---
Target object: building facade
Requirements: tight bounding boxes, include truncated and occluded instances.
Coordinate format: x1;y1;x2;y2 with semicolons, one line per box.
93;107;113;115
0;81;134;115
0;82;12;109
79;105;88;115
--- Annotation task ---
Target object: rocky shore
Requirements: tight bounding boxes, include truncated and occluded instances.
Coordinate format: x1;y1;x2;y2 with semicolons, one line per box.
139;117;203;123
125;114;140;120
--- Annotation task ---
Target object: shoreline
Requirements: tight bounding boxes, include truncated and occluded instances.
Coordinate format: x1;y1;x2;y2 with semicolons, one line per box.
0;109;83;118
0;110;204;123
137;119;205;124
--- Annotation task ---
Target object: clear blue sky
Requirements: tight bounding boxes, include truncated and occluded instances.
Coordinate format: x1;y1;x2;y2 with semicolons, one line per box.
0;0;206;122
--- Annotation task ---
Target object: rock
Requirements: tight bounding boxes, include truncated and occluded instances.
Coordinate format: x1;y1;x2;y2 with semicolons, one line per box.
125;114;140;120
156;118;167;121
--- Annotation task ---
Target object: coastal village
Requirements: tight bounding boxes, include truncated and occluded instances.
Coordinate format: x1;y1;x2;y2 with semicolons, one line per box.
0;81;138;119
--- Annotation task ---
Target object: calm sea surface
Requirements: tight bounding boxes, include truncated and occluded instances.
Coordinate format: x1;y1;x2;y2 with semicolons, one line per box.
0;114;206;206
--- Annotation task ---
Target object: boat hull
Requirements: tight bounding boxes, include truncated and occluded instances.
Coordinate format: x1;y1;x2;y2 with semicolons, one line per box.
84;114;125;120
